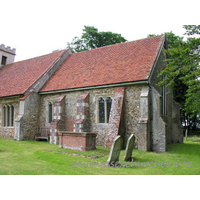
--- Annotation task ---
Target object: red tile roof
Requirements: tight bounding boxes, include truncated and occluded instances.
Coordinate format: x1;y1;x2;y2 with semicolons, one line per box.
0;50;65;97
40;35;165;93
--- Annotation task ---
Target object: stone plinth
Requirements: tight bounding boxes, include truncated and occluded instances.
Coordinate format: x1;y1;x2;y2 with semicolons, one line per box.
58;131;96;151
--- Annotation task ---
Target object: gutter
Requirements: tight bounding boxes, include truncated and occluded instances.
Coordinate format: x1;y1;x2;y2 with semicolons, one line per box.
39;80;148;95
0;94;21;99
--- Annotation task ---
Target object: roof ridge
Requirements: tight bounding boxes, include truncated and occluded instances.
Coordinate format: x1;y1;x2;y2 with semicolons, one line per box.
73;34;165;55
0;49;69;98
5;49;68;66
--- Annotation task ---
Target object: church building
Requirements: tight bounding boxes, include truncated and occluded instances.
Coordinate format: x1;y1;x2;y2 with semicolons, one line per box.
0;35;183;152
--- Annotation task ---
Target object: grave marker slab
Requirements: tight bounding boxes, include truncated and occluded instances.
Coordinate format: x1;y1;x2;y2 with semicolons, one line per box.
107;135;123;166
123;134;135;161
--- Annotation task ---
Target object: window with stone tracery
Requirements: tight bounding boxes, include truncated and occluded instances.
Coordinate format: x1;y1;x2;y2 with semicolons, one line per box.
97;96;112;123
3;104;14;127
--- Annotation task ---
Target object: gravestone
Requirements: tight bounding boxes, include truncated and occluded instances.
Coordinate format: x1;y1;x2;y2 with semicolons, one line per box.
107;135;123;166
123;134;135;161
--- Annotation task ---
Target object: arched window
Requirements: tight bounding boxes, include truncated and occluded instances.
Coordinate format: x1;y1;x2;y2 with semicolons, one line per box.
3;104;14;127
3;106;6;127
11;105;14;126
7;106;10;126
97;96;112;124
99;98;105;123
48;102;53;123
106;97;112;123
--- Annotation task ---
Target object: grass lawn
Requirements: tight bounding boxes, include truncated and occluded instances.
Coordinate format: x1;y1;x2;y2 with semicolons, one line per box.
0;135;200;175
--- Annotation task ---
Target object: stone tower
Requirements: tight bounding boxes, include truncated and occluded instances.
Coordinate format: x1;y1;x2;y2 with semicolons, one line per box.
0;44;16;67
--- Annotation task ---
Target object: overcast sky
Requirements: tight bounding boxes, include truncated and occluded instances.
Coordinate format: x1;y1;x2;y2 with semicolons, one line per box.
1;0;199;62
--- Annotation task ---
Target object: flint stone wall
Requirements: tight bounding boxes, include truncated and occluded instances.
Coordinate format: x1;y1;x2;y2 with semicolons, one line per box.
150;50;182;145
18;92;41;140
39;84;144;146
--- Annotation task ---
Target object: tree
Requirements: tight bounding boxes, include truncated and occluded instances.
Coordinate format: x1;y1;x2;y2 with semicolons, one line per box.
148;31;184;49
148;32;188;126
183;25;200;35
157;26;200;131
69;26;127;52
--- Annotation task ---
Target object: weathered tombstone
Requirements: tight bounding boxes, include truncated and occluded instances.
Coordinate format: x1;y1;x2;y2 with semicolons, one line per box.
123;134;135;161
107;135;123;166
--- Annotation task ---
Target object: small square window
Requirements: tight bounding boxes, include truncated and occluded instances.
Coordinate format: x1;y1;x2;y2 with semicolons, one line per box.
1;56;7;65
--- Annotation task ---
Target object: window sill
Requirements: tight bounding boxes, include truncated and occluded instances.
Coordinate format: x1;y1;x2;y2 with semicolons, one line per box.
45;123;51;127
96;123;109;125
2;126;14;129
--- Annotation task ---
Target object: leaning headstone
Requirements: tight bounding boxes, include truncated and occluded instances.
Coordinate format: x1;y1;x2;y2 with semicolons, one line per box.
123;134;135;161
107;136;123;166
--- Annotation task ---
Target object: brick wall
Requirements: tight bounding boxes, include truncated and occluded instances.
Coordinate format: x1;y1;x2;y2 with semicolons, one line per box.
73;93;90;132
58;132;96;151
50;95;66;144
104;87;125;149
